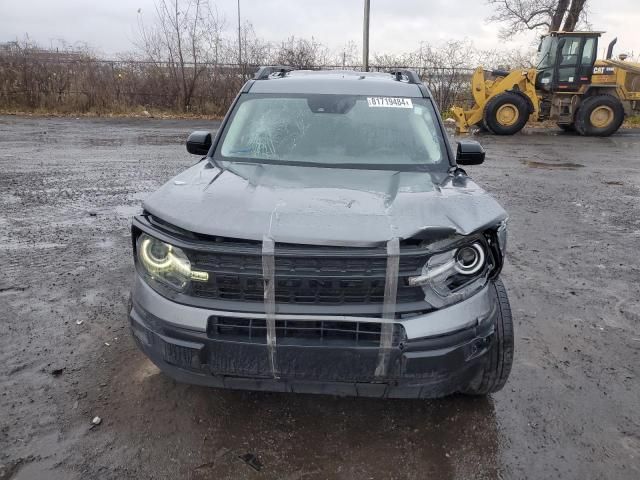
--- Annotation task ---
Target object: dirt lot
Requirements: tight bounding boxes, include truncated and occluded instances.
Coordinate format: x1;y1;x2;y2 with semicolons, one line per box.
1;115;639;479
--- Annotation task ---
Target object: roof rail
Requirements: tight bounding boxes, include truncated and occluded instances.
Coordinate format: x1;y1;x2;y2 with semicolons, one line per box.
388;69;421;84
254;65;295;80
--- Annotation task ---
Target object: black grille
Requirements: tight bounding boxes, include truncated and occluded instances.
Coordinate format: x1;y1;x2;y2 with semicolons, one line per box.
188;245;428;306
210;316;405;347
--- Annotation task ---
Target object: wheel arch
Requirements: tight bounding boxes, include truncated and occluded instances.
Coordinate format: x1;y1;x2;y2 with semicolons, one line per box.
507;88;535;115
582;86;620;98
580;86;632;116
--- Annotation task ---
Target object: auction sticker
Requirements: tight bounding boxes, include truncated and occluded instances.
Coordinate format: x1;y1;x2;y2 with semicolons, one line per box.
367;97;413;108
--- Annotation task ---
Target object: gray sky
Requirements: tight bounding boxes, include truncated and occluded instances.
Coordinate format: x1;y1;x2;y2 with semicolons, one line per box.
1;0;638;59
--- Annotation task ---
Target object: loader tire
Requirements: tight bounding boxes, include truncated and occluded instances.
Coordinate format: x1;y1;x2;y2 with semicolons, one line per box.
483;92;529;135
574;95;624;137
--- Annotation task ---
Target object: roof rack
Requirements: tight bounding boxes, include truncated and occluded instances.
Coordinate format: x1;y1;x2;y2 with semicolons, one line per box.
254;65;295;80
388;69;421;84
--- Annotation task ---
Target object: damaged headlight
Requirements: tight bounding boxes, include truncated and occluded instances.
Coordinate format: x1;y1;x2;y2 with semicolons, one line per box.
408;241;490;308
496;219;508;256
136;233;208;292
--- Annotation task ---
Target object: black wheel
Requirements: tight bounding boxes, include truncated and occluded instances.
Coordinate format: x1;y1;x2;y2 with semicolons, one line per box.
463;280;514;395
557;123;576;132
483;92;529;135
574;95;625;137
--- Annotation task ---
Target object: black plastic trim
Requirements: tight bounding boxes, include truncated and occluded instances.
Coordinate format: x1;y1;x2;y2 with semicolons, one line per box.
254;65;295;80
388;69;421;84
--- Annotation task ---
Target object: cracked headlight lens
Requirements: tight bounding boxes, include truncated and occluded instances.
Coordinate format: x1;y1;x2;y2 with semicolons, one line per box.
136;233;206;291
409;241;490;308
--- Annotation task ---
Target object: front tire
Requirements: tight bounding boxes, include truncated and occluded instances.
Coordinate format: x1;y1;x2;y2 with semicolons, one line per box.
574;95;624;137
483;92;529;135
463;280;514;395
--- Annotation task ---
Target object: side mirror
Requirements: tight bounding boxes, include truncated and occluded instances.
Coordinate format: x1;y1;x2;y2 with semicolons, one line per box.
186;131;212;155
456;140;485;165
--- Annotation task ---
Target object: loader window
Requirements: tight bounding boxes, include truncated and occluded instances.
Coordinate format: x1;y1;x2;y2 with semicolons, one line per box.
536;36;557;70
581;38;596;65
559;37;581;66
558;37;582;83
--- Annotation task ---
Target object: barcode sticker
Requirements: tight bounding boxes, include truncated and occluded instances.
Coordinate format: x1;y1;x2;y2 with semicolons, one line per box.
367;97;413;108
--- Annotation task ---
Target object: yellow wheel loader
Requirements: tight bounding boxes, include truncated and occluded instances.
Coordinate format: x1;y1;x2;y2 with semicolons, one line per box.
452;32;640;136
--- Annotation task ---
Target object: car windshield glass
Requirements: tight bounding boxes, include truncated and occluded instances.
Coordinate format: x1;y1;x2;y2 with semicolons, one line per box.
215;93;448;170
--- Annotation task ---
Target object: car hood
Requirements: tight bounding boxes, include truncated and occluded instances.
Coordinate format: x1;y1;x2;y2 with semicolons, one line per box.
142;161;507;247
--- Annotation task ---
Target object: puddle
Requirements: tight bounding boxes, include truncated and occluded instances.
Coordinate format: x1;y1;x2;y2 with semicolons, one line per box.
0;241;66;251
131;191;149;201
11;429;82;480
114;204;141;217
522;160;585;170
86;138;125;147
136;134;183;146
0;193;22;204
94;238;115;249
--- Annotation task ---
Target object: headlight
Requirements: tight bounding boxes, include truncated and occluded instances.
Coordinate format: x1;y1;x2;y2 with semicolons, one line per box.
454;243;485;275
136;233;207;291
408;241;490;308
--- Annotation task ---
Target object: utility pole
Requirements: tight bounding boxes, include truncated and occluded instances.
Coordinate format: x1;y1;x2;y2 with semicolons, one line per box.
363;0;370;71
237;0;242;71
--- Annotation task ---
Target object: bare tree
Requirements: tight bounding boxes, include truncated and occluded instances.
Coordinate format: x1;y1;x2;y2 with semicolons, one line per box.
550;0;570;31
562;0;588;31
137;0;222;111
486;0;589;37
274;36;330;69
338;41;360;67
236;21;272;67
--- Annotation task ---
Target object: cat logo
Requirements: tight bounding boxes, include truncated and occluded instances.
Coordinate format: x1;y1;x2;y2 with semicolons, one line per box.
593;66;616;75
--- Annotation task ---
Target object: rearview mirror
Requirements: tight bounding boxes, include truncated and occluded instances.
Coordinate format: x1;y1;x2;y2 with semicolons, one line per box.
186;131;212;155
456;140;485;165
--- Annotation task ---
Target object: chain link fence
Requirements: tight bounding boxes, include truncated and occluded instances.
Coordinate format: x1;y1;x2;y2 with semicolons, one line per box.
0;51;475;115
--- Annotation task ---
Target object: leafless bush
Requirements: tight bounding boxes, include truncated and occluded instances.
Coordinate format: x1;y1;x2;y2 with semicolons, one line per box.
0;27;534;116
371;40;533;112
272;36;332;69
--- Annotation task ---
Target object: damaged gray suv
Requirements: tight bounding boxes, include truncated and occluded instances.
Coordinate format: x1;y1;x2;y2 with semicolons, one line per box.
129;67;513;398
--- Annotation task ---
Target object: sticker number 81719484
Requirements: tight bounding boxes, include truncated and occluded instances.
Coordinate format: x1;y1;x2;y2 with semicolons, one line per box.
367;97;413;108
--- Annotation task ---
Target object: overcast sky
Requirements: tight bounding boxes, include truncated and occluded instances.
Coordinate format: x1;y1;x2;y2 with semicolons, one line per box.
1;0;638;59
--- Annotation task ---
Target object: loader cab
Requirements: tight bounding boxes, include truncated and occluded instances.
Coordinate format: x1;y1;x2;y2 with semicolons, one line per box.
535;32;601;93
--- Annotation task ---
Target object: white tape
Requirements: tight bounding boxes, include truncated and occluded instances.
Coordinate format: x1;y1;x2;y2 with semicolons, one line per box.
262;236;278;378
374;237;400;378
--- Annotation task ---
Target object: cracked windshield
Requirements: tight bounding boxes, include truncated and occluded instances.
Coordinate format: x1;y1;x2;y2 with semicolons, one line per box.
219;94;446;168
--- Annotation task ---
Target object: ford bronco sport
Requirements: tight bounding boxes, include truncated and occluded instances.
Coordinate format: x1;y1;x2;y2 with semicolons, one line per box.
129;67;513;398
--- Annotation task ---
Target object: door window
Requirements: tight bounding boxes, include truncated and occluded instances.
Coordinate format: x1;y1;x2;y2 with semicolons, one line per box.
581;38;596;65
559;38;581;66
557;37;582;83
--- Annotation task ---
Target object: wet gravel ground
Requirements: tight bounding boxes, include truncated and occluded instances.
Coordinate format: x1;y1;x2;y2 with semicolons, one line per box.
1;115;640;480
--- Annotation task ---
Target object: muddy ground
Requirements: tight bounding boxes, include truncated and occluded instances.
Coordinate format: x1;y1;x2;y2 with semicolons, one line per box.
1;115;639;480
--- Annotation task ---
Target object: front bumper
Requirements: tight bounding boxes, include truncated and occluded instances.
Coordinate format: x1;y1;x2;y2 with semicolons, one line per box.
129;276;499;398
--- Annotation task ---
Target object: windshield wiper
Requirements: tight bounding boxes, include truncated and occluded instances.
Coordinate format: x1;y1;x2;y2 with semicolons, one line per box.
216;157;439;172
